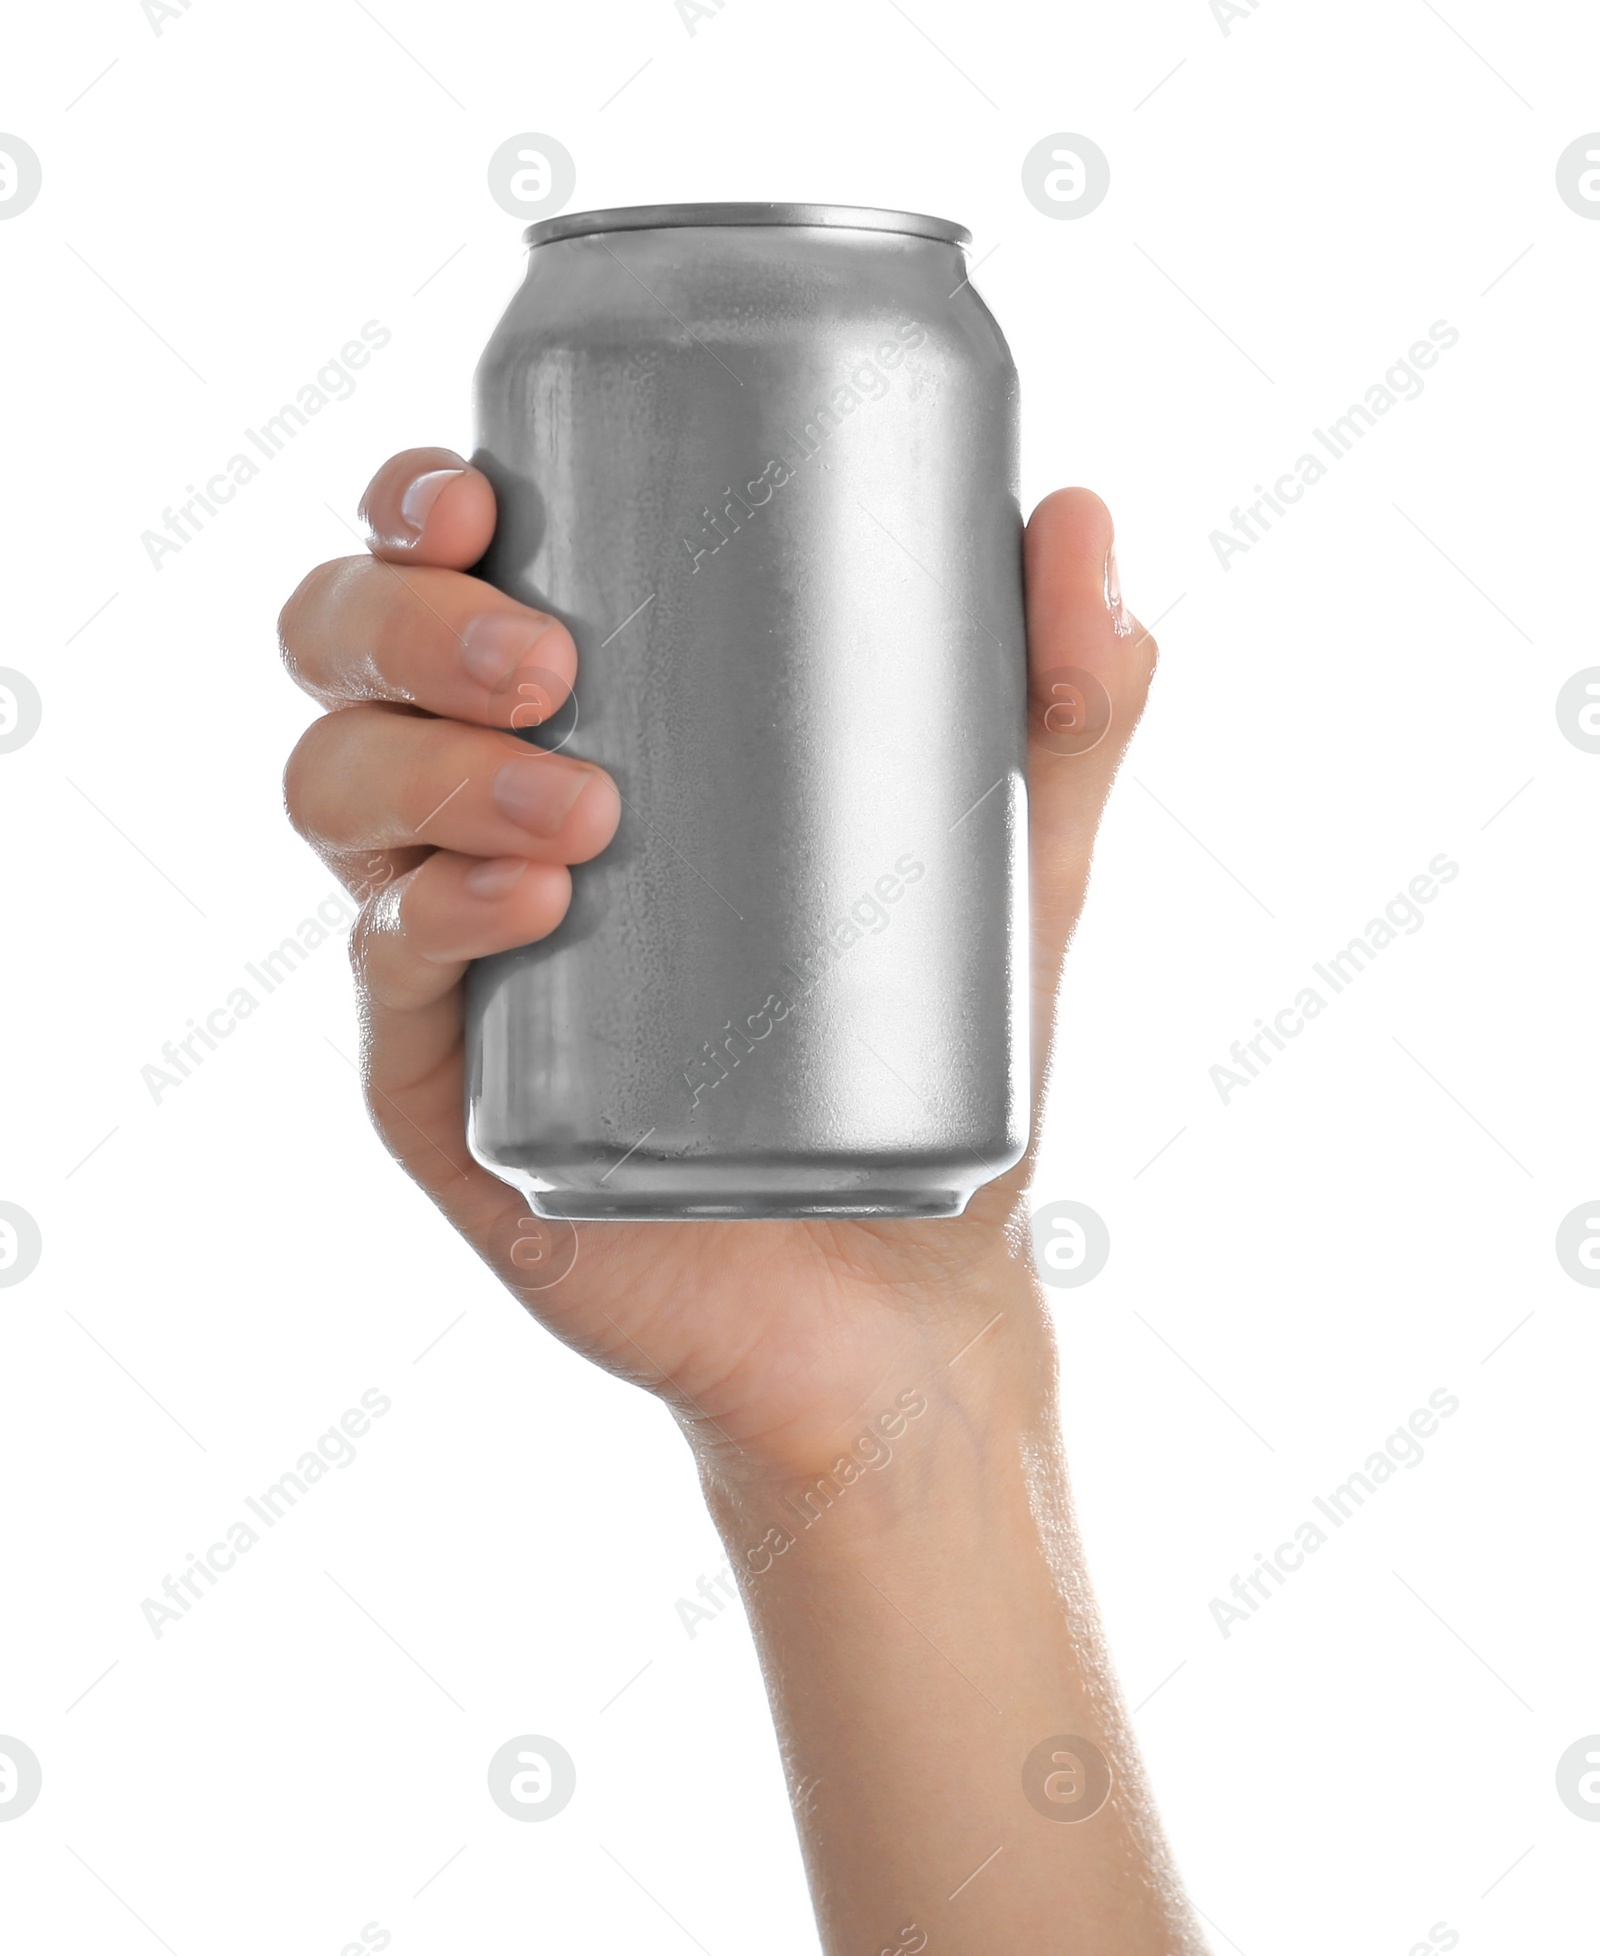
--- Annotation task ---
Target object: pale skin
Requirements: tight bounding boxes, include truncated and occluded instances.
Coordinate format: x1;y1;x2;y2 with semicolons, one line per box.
279;449;1208;1954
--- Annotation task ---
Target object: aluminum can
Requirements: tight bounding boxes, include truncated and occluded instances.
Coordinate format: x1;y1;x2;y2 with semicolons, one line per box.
466;203;1027;1220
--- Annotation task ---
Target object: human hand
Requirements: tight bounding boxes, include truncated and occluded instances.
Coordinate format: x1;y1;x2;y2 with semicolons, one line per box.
278;449;1158;1487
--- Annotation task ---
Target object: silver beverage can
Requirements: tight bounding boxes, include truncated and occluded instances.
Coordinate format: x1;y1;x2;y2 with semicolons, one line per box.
466;203;1028;1220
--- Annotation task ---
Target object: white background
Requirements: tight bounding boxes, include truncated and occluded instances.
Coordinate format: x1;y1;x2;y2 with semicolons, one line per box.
2;1;1597;1950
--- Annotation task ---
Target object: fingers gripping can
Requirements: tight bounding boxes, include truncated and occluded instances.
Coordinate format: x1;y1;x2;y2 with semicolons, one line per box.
467;203;1028;1220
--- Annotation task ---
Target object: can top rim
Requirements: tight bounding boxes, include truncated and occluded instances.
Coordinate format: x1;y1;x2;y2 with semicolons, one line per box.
523;203;971;250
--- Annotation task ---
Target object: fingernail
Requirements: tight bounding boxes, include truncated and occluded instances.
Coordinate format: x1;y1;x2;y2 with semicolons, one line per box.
465;855;531;899
398;468;466;537
492;757;593;837
461;611;554;689
1104;542;1133;639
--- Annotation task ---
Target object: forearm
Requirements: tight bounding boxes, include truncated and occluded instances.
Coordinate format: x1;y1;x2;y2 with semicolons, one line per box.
695;1277;1207;1956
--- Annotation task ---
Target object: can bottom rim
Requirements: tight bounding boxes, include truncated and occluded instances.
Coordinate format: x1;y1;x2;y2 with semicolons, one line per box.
520;1188;973;1222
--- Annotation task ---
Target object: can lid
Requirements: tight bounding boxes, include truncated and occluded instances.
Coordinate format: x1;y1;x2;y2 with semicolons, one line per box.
524;203;971;250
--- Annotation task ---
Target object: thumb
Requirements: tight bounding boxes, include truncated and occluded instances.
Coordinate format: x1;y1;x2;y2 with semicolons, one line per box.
1022;488;1160;1027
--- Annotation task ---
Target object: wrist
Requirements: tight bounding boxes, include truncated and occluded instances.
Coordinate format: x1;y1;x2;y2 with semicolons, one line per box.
693;1271;1062;1575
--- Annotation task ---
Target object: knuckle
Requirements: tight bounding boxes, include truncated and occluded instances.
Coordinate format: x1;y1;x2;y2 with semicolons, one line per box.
348;850;400;911
346;897;377;979
276;561;333;677
347;884;401;988
281;716;339;841
347;872;428;1013
275;557;363;687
